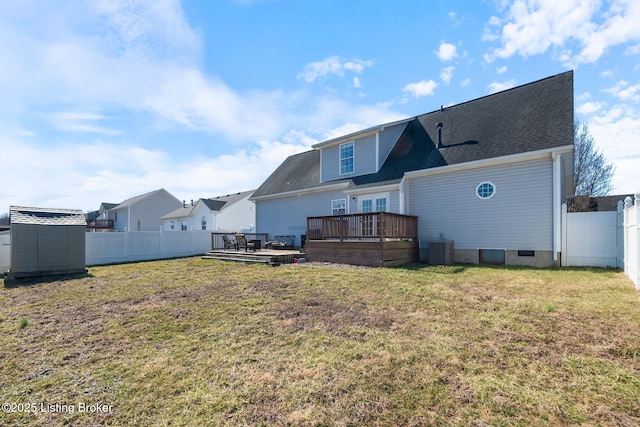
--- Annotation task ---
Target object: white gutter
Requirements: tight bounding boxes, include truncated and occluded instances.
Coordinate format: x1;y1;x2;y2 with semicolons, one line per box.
343;182;401;195
250;182;350;201
552;151;562;262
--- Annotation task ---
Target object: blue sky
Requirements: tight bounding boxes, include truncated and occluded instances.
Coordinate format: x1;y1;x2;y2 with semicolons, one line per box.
1;0;639;213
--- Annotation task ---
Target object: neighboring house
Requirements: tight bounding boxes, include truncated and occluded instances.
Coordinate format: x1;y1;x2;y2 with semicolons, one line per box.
86;202;118;232
6;206;87;280
568;195;633;212
251;71;575;267
108;188;182;232
161;190;255;232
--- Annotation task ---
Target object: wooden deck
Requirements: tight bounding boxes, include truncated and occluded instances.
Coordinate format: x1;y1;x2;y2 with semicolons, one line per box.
305;212;419;267
304;239;418;267
202;248;302;266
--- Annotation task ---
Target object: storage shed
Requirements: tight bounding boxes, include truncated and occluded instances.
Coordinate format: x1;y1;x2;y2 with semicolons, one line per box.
5;206;87;281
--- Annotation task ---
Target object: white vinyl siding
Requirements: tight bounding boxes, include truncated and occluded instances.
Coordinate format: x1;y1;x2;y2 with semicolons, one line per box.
255;189;349;247
406;158;553;250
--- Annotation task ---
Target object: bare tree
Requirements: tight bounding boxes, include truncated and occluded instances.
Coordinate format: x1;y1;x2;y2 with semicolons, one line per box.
574;120;615;197
0;212;9;226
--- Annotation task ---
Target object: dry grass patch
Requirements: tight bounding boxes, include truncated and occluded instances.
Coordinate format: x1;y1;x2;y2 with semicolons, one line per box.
1;258;639;426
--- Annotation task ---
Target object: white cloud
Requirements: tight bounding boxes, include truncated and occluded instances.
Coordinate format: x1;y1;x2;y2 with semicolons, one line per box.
587;105;640;193
353;77;361;88
47;112;121;135
576;91;591;102
626;44;640;55
402;80;438;98
604;80;640;102
496;65;508;74
576;101;605;115
488;79;516;93
440;66;455;84
484;0;640;65
435;42;458;61
297;56;374;83
0;131;310;212
460;78;471;88
0;1;297;143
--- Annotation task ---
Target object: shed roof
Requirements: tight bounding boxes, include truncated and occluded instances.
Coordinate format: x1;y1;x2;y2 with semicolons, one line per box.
10;206;86;226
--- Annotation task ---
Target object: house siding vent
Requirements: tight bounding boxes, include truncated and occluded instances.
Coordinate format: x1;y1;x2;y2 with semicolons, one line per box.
428;240;454;265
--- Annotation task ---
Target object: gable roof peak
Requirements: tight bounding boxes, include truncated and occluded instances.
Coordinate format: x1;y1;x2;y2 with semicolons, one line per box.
312;116;415;149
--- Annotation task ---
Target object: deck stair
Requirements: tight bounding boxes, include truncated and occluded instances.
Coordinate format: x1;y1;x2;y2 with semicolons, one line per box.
202;249;300;266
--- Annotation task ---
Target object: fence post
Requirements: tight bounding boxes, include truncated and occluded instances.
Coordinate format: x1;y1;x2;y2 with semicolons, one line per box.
617;200;624;269
123;228;129;260
561;203;567;266
636;193;640;290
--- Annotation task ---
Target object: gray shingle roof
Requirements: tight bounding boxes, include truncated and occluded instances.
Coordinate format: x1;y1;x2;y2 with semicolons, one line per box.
206;190;254;208
161;190;255;220
252;71;574;198
10;206;86;226
111;188;176;210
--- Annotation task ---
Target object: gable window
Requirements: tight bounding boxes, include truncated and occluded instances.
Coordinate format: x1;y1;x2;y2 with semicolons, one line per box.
340;142;354;175
171;220;175;230
476;182;496;199
201;216;207;230
332;199;346;215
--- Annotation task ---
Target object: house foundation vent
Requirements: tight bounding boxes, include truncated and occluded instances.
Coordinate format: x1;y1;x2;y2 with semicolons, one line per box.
428;240;454;265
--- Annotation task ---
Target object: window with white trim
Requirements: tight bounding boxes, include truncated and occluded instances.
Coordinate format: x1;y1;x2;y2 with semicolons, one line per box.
340;142;354;175
331;199;346;215
476;182;496;199
359;193;390;213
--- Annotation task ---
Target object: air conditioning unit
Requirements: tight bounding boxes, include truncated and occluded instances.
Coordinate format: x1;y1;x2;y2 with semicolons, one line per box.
428;240;454;265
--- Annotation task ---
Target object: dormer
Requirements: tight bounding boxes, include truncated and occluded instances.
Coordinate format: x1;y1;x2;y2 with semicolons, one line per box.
313;118;413;183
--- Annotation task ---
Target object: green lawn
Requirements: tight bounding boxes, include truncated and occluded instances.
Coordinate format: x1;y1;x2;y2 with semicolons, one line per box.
1;258;639;426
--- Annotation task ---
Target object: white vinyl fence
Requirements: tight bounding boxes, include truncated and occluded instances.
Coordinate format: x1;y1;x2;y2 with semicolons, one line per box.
85;230;212;266
561;202;624;268
2;230;212;273
624;195;640;290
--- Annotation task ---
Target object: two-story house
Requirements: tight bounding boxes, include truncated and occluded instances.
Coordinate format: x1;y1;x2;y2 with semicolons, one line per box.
161;190;255;232
251;71;575;267
108;188;182;232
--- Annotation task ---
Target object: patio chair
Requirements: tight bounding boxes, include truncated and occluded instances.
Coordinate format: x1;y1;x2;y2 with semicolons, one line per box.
235;234;256;252
222;235;237;251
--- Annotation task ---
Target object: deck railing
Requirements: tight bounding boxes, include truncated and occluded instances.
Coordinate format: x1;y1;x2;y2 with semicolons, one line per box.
86;219;114;229
307;212;418;242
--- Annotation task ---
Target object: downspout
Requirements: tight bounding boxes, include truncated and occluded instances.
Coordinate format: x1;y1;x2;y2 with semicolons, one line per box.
375;132;380;170
399;175;406;215
552;151;561;262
